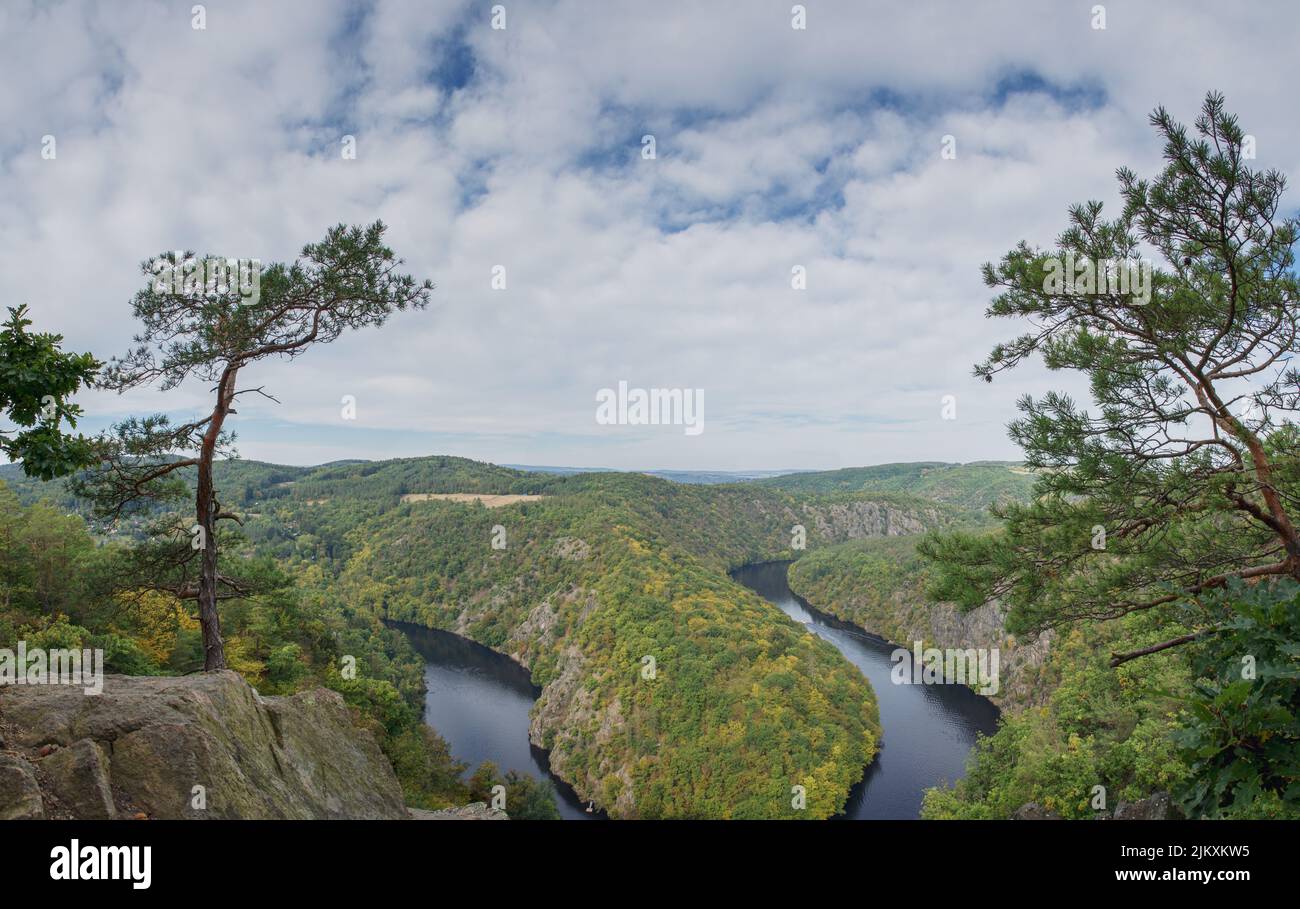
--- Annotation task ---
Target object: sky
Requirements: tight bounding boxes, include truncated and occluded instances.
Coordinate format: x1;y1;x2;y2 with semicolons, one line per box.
3;0;1299;471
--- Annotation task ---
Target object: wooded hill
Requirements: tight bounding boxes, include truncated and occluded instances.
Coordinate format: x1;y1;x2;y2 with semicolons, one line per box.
3;455;965;818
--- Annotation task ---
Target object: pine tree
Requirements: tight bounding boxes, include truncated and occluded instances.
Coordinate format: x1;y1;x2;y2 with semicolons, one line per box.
74;222;432;670
921;93;1300;667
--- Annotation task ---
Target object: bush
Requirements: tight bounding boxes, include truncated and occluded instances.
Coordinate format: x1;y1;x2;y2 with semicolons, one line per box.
1174;580;1300;820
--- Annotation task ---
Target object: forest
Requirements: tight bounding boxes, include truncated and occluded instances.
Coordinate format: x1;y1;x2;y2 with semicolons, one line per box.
2;458;919;818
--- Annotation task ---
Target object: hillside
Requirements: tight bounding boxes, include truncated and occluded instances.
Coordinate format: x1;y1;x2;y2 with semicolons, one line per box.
757;461;1035;519
277;467;928;817
1;455;971;818
786;534;1052;710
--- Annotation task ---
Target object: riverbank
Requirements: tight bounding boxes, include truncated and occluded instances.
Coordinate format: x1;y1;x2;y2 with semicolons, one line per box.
385;620;600;820
731;561;999;818
785;537;1053;711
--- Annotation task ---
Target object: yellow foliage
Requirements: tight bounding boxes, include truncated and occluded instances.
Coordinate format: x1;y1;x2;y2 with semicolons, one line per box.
223;635;266;684
115;590;198;665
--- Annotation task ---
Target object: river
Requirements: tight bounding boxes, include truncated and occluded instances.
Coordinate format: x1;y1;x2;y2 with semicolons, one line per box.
391;621;595;820
731;561;1001;819
397;560;999;820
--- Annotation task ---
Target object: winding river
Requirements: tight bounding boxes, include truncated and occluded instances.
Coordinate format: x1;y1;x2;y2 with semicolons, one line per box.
392;621;594;820
732;561;1001;819
398;560;999;820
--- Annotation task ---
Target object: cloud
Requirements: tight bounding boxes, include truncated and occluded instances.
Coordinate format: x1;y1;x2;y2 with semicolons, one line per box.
3;0;1297;469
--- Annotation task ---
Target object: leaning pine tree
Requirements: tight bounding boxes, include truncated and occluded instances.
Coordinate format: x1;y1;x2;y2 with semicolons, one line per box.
920;93;1300;668
76;221;432;670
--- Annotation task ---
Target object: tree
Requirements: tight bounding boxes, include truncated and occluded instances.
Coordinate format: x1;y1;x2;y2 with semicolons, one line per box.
920;93;1300;668
75;221;433;670
1173;579;1300;819
0;305;100;480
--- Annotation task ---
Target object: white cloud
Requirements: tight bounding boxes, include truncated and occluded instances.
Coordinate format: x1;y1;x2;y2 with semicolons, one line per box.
3;0;1297;469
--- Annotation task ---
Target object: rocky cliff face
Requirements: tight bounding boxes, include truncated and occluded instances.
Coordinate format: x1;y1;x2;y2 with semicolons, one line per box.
0;671;409;820
786;538;1053;712
797;499;939;542
871;598;1052;711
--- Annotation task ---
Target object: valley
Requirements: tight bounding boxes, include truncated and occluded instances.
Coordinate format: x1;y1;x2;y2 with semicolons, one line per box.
1;455;997;818
0;454;1253;821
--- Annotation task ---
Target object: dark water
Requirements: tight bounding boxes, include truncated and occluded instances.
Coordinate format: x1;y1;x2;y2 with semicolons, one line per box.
731;561;1001;819
390;622;594;820
396;559;999;821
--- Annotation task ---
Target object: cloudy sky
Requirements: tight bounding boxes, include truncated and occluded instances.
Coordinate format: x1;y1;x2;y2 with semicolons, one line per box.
3;1;1298;470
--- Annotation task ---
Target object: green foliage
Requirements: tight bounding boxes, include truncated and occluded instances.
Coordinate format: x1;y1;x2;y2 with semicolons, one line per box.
319;468;888;818
69;221;435;670
914;93;1300;822
1173;580;1300;819
468;761;560;820
761;461;1034;521
788;535;932;643
382;725;468;811
922;93;1300;671
0;305;100;481
104;221;433;391
923;613;1190;818
0;482;466;811
325;666;470;810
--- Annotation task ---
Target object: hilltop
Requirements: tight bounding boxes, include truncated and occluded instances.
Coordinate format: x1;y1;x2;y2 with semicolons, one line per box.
758;461;1034;520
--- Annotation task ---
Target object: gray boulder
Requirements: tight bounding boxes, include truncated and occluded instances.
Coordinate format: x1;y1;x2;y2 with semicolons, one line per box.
40;738;116;819
0;671;408;819
0;754;45;819
1112;791;1182;820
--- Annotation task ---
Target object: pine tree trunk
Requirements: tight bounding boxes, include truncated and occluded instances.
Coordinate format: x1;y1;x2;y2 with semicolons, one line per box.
195;457;225;671
195;364;236;671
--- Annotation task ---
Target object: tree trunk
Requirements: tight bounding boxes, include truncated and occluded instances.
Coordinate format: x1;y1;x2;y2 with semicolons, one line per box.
195;364;237;671
195;454;225;671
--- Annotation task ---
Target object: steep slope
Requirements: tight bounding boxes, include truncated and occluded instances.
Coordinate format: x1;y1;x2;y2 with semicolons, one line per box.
787;535;1051;710
321;471;944;817
777;465;1048;709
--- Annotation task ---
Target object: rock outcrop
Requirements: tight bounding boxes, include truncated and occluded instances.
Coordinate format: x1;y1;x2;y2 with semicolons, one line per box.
1012;802;1062;820
409;802;508;820
787;543;1052;712
798;499;939;541
860;597;1053;711
0;671;409;819
1011;791;1183;820
1111;791;1183;820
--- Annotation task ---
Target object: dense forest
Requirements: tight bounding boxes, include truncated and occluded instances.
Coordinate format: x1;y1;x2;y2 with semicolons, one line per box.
5;457;964;818
759;461;1036;514
6;446;1297;819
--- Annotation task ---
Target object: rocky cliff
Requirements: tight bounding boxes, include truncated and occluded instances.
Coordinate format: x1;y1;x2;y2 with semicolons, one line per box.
787;536;1053;712
796;498;940;541
0;671;410;820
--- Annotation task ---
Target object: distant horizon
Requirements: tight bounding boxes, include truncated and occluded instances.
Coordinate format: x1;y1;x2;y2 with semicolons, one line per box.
1;450;1024;477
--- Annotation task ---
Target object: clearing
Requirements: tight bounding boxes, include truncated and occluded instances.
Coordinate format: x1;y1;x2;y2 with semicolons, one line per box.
399;493;546;508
